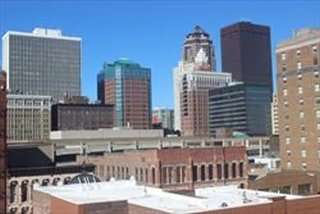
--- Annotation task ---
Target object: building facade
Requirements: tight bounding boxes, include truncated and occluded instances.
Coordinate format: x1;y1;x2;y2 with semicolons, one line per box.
208;83;272;137
277;29;320;171
221;21;273;92
152;107;174;130
2;28;81;101
97;59;151;129
173;26;231;136
271;94;279;135
7;94;52;143
79;147;247;192
0;72;7;214
51;103;114;131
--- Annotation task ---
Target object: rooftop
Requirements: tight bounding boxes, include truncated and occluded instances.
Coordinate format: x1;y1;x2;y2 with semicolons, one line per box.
34;178;302;213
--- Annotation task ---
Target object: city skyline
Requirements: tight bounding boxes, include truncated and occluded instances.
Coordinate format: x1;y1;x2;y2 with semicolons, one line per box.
1;1;320;108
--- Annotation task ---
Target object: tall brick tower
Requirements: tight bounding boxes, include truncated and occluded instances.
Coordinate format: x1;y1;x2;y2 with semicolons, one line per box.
0;71;7;214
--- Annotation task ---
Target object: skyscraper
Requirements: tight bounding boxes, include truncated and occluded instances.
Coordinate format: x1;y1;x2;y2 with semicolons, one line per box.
221;22;273;92
0;72;7;214
277;29;320;171
173;26;231;136
97;58;151;129
2;28;81;101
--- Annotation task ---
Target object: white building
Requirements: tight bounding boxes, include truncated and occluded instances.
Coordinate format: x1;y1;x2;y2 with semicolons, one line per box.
2;28;81;101
152;107;174;130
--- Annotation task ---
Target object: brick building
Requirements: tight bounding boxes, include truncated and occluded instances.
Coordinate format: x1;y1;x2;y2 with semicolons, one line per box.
97;59;151;129
0;72;7;214
33;179;320;214
277;29;320;171
79;147;247;192
51;103;114;131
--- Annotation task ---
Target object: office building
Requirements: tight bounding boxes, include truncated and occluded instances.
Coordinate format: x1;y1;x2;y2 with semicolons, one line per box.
277;28;320;171
33;179;320;214
208;83;271;137
152;107;174;130
80;147;247;192
221;22;273;93
2;28;81;101
173;26;231;136
51;103;114;131
271;94;279;135
7;94;52;143
0;72;7;214
97;59;151;129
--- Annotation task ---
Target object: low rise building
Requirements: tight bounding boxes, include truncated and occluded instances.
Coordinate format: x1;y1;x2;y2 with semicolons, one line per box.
7;94;52;144
78;147;247;192
51;103;114;131
33;179;320;214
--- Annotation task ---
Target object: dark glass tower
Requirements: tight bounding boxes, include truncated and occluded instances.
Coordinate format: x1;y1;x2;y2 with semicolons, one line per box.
221;22;273;93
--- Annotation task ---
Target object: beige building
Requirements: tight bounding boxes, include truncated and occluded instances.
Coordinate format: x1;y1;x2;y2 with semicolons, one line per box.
7;94;52;144
173;26;231;136
277;28;320;171
271;94;279;135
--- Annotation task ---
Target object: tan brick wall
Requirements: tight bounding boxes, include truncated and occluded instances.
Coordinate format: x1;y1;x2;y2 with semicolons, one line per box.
32;191;51;214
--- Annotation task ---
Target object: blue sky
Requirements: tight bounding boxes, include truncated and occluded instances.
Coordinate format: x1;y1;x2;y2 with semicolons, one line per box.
1;0;320;108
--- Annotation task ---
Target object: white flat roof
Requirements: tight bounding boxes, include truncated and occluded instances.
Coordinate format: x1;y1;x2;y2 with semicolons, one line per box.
2;28;81;41
34;179;302;213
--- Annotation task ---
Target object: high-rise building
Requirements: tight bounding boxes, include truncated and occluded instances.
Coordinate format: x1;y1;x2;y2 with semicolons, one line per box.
7;94;52;143
221;22;273;92
271;94;279;135
152;108;174;130
97;59;151;129
277;28;320;171
0;72;7;214
208;82;271;137
173;26;231;136
2;28;81;101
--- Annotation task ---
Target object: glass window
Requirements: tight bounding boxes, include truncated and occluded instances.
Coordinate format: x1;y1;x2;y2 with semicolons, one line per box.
301;150;307;158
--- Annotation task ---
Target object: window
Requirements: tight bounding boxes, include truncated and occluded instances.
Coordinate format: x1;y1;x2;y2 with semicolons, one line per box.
287;150;291;156
284;101;289;107
317;110;320;118
152;168;156;184
302;163;307;171
301;150;307;158
297;50;301;57
192;165;198;181
317;123;320;130
299;111;304;119
239;163;244;178
318;137;320;144
283;77;287;83
232;163;237;178
281;53;286;60
315;84;320;92
285;125;290;132
318;151;320;159
299;99;304;105
224;163;229;179
298;86;303;94
287;162;292;168
301;137;306;144
208;164;213;180
283;89;288;96
201;165;205;181
298;183;311;195
217;164;222;180
297;61;302;70
286;138;291;145
313;45;318;52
